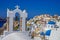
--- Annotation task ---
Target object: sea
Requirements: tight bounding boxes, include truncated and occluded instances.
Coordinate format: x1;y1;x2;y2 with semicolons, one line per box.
0;21;6;28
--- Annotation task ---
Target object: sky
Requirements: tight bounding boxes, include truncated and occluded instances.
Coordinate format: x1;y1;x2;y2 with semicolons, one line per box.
0;0;60;19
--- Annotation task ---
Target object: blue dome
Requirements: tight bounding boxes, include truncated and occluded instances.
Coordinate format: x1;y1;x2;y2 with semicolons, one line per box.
40;32;45;35
48;21;56;24
40;30;51;36
45;30;51;36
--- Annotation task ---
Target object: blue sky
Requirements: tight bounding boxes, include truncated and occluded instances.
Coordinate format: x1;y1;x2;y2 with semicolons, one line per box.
0;0;60;19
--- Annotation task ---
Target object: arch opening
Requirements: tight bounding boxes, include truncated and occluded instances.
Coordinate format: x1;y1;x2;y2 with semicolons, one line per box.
13;13;20;31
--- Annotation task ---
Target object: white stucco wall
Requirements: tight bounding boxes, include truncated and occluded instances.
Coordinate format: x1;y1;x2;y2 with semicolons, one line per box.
49;27;60;40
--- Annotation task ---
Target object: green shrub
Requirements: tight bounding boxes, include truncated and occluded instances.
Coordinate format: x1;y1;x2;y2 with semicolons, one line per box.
14;26;18;30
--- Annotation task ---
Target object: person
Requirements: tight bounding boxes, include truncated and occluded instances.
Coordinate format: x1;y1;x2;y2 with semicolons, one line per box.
31;23;36;39
31;26;35;39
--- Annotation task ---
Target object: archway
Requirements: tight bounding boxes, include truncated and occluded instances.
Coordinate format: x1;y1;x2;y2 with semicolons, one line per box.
7;5;27;32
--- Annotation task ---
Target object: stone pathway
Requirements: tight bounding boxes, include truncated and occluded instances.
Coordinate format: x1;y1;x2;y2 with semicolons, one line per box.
2;31;37;40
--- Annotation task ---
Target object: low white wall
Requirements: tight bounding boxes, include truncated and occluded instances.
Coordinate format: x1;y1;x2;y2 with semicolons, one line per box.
49;28;60;40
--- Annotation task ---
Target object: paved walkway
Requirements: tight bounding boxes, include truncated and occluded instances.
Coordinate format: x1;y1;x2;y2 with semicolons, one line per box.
2;31;39;40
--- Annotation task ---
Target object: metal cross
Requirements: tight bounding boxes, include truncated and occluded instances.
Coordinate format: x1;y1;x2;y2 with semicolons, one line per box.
15;5;20;9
